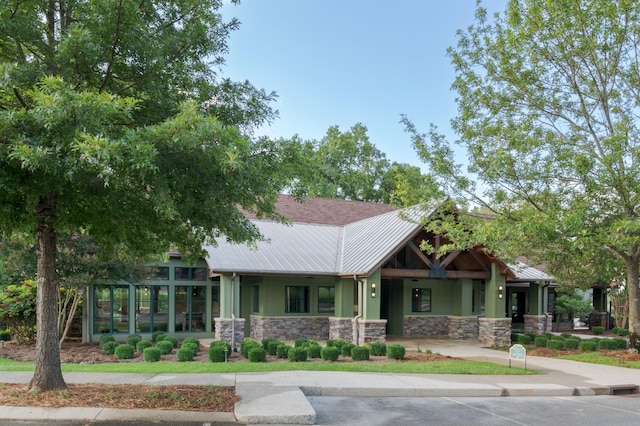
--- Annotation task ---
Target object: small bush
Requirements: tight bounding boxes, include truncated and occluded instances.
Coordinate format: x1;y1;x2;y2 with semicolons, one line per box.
341;343;355;357
564;338;580;350
387;344;406;360
267;340;281;356
276;344;290;359
547;340;565;350
612;327;620;335
294;338;312;348
182;337;200;347
153;333;166;343
249;347;266;362
617;328;629;337
0;329;10;341
126;335;142;347
102;340;118;355
510;332;521;344
208;346;227;363
143;347;162;362
321;346;340;361
369;342;387;356
351;346;370;361
526;333;537;341
114;344;135;360
517;334;532;345
327;339;347;351
99;334;116;350
613;338;628;349
241;339;261;359
560;333;573;339
156;340;174;355
579;340;597;352
176;347;195;362
306;344;322;359
598;339;618;350
262;337;279;351
288;347;308;362
152;331;164;341
592;326;605;335
534;336;548;347
182;342;199;355
164;336;179;348
136;340;153;352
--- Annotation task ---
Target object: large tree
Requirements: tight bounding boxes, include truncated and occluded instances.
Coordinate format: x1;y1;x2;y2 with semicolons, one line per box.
0;1;297;391
404;0;640;332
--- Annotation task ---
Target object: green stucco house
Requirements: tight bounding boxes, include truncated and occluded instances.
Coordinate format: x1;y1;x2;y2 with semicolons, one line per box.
84;195;554;348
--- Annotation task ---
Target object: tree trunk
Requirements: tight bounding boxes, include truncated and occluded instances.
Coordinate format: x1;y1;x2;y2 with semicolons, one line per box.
29;192;67;392
626;254;640;335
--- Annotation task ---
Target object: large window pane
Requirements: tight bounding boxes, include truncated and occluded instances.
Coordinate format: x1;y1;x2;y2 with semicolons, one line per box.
318;286;335;313
175;285;205;332
136;285;168;333
175;267;207;281
94;286;111;334
113;286;130;333
211;286;220;330
93;285;129;334
285;286;309;313
412;288;431;313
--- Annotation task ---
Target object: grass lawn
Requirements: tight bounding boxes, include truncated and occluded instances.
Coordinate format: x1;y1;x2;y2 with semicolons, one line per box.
556;352;640;369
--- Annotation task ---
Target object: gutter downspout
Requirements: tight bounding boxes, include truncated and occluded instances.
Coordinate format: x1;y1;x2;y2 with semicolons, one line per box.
231;272;236;352
353;276;363;345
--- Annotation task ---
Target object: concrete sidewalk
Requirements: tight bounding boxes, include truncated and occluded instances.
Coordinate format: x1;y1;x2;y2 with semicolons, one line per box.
2;337;640;424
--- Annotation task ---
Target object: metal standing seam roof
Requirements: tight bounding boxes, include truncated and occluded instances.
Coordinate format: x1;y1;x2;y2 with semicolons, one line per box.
507;260;554;282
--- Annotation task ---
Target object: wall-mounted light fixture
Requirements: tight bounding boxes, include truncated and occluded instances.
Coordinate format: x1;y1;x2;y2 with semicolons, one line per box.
498;285;503;299
371;282;377;298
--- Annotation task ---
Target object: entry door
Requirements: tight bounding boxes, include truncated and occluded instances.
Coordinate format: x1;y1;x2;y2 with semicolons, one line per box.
510;291;526;324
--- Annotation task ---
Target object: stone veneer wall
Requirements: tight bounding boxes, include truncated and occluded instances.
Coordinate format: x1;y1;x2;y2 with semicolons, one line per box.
478;317;512;347
250;316;329;341
403;315;449;337
214;318;245;349
524;314;552;335
357;320;387;345
328;317;354;343
447;316;479;340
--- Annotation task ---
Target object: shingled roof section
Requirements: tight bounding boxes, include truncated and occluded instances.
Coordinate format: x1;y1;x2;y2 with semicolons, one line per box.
243;194;398;226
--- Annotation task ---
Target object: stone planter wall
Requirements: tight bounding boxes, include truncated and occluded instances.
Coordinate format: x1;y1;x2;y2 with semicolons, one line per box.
328;317;355;343
524;314;552;335
214;318;245;349
357;320;387;345
447;316;479;340
249;316;329;341
478;317;512;347
403;315;448;337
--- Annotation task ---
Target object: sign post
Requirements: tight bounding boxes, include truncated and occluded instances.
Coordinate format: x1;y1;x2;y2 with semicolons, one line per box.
509;344;527;370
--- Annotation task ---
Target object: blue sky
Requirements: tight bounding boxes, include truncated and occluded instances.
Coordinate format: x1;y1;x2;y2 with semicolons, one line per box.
220;1;507;169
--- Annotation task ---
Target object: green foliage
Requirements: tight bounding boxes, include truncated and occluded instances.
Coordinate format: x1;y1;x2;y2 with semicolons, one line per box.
156;340;174;355
554;293;595;321
510;333;522;344
102;340;118;355
248;347;266;363
598;339;619;350
341;343;355;357
321;346;340;361
612;338;628;350
287;347;308;362
306;344;322;359
114;344;135;360
262;338;279;351
592;326;605;335
327;339;347;351
0;280;37;343
126;335;142;347
294;338;312;348
164;336;179;348
387;344;406;360
99;335;116;350
351;346;370;361
266;340;281;356
517;334;532;345
579;341;598;352
182;342;199;355
153;333;166;343
0;329;10;341
368;342;387;356
182;338;201;347
176;347;195;362
564;338;580;350
276;344;290;359
143;347;162;363
136;340;153;353
241;339;262;359
534;336;548;348
208;343;229;363
616;328;629;337
547;340;565;351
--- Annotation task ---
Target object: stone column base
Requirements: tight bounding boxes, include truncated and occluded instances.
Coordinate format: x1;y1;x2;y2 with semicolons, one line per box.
356;320;386;346
478;317;512;347
214;318;245;350
447;316;479;340
329;317;354;342
524;314;552;335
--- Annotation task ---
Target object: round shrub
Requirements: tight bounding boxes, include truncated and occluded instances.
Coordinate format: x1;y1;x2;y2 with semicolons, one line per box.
143;347;162;362
341;343;355;357
182;337;201;347
152;331;164;341
327;339;347;351
613;338;628;349
351;346;370;361
517;334;532;345
387;344;406;360
136;340;153;352
262;337;279;351
267;340;281;356
592;326;605;335
177;347;195;362
321;346;340;361
249;347;266;362
547;340;565;350
102;340;118;355
114;344;135;360
153;333;166;343
306;344;322;359
579;340;597;352
99;334;115;350
208;345;227;363
564;338;580;350
241;339;261;359
156;340;174;355
617;328;629;337
598;339;619;350
288;347;308;362
560;333;573;339
182;342;199;355
294;338;311;348
369;342;387;356
126;335;142;347
510;332;521;344
276;344;290;359
534;336;548;347
164;336;179;348
210;340;231;353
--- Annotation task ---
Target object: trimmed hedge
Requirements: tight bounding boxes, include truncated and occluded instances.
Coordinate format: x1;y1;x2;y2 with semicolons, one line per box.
276;344;290;359
102;340;118;355
547;340;565;350
176;347;194;362
241;339;262;359
267;340;281;356
387;344;406;360
617;328;629;337
327;339;347;351
126;335;142;347
369;342;387;356
114;344;135;360
182;337;201;347
579;340;597;352
288;347;307;362
164;336;179;348
182;342;199;355
534;336;548;347
564;338;580;350
208;345;227;363
592;326;605;335
99;334;115;350
136;340;153;352
321;346;340;361
306;344;322;359
143;347;162;362
598;339;619;350
341;343;355;357
613;338;628;349
517;334;532;345
156;340;174;355
248;347;266;362
351;346;370;361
